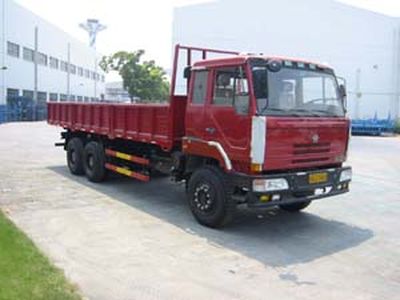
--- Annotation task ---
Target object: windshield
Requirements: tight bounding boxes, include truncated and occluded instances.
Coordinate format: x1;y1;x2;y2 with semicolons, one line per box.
252;65;345;117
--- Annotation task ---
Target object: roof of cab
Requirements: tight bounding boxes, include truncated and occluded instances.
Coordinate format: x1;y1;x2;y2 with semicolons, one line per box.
193;54;331;70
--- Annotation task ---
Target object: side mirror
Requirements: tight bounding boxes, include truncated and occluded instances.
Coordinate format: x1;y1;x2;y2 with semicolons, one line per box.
338;84;347;112
183;66;191;79
339;84;347;99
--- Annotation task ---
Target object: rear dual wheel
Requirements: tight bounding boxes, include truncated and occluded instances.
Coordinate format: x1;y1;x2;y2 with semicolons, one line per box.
66;138;84;175
66;138;106;182
83;141;107;182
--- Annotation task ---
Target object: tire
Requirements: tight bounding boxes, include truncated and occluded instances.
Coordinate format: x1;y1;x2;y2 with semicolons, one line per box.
66;137;84;175
83;141;107;182
279;201;311;212
187;166;236;228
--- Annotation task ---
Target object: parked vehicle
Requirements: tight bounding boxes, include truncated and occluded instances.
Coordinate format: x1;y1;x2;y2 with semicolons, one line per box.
48;45;352;228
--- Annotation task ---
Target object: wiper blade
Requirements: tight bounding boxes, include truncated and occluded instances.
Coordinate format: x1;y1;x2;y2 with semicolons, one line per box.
311;109;340;117
290;108;321;117
258;107;283;115
259;107;305;117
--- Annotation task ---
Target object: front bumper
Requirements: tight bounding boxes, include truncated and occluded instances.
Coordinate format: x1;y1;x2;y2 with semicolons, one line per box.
230;166;351;208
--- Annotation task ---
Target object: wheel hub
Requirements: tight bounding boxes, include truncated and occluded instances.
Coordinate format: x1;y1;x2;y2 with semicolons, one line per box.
194;183;214;212
87;155;94;169
71;150;76;164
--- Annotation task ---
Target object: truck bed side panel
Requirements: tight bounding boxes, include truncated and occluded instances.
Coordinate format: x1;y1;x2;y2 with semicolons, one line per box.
48;102;173;150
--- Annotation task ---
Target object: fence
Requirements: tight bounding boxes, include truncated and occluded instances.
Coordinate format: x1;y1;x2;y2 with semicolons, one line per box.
351;116;396;136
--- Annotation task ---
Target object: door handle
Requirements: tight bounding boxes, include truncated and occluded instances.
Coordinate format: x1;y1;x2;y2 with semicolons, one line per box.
205;127;216;134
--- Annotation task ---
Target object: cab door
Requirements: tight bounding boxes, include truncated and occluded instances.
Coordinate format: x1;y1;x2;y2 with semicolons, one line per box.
185;70;210;139
203;66;252;163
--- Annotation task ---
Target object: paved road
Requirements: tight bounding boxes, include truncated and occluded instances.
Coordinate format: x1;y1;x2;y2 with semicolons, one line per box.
0;122;399;300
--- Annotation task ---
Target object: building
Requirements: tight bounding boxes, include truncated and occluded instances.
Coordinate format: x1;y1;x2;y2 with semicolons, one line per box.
173;0;400;120
0;0;105;121
105;81;131;103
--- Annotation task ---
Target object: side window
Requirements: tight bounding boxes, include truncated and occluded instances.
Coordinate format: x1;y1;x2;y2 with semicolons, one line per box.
213;67;249;114
192;71;208;104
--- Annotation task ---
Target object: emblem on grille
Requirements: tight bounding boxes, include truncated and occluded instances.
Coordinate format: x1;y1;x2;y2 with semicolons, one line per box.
311;134;320;144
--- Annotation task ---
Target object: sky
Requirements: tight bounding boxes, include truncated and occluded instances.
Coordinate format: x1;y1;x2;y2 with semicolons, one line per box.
14;0;400;72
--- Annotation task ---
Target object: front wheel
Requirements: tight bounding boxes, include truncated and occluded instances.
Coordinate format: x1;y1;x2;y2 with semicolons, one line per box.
279;201;311;212
187;166;236;228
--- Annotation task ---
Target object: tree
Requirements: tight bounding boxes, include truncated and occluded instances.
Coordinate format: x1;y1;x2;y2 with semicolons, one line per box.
100;50;170;102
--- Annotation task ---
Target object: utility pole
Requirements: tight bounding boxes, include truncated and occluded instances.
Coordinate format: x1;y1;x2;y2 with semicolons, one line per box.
1;0;6;107
354;68;361;120
79;19;106;101
67;42;70;100
394;27;400;119
33;26;38;120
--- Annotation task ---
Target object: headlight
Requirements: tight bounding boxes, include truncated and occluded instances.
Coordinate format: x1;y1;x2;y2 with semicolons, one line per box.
339;169;352;182
253;178;289;192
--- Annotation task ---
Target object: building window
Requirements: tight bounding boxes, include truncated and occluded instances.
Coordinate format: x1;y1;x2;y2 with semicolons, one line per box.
49;93;58;101
101;75;105;82
77;96;83;102
60;61;68;72
7;88;19;99
23;90;34;99
7;42;20;58
70;64;76;75
90;97;95;102
37;91;47;103
38;53;47;66
23;47;34;62
84;96;89;102
60;94;67;101
78;67;83;76
49;57;59;69
91;71;96;80
84;69;90;78
69;95;76;101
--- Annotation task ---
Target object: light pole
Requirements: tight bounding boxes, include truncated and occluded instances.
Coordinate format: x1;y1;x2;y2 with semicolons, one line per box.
79;19;106;101
354;68;361;120
353;65;380;120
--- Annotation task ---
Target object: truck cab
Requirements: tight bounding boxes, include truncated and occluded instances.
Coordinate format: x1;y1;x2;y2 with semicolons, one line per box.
179;49;351;227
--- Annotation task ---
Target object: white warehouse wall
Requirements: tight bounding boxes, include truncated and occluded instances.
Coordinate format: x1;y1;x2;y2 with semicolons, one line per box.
173;0;400;119
0;0;105;105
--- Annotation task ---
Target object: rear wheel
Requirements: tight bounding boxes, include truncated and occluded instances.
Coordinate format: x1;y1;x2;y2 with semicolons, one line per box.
66;137;84;175
83;141;107;182
187;166;236;228
279;201;311;212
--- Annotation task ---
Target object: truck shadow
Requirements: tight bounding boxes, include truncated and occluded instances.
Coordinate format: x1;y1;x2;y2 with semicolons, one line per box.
49;165;373;268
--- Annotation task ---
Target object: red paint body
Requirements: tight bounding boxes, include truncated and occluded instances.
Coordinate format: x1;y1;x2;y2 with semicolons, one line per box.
48;45;350;175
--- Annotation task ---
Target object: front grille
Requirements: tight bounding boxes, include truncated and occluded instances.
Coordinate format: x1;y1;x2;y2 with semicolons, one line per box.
292;143;331;164
292;157;330;164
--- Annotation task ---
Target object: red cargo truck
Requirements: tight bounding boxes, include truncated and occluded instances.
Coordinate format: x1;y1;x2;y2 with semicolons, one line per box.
48;45;352;228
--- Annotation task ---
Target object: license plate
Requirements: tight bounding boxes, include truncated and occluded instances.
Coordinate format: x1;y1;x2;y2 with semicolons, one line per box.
308;172;328;184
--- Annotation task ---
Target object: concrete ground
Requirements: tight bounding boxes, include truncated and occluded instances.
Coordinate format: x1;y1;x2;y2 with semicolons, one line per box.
0;122;399;300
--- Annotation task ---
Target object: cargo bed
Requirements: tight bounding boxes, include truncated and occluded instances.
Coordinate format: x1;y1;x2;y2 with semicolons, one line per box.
48;98;187;151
